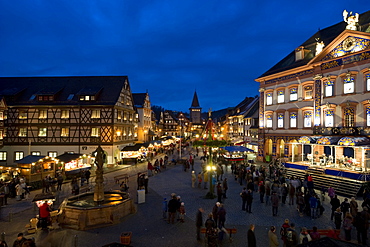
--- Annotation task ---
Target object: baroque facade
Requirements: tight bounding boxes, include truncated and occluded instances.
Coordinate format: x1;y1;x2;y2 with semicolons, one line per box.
256;10;370;167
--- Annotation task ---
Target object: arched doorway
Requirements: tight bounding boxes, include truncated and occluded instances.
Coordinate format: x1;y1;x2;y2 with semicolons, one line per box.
265;139;272;162
290;140;299;161
343;147;354;158
277;139;285;158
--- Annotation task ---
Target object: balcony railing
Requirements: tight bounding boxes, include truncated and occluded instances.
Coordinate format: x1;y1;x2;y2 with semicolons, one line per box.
313;126;370;136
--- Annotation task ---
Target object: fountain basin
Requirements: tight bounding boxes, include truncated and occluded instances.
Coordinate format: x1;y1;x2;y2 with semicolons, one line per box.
58;191;136;230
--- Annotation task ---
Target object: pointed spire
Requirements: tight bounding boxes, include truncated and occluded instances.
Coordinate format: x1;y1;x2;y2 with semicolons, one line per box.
190;91;200;108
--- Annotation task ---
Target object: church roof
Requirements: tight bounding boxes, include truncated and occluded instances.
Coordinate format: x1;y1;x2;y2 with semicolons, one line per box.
190;91;201;109
258;10;370;79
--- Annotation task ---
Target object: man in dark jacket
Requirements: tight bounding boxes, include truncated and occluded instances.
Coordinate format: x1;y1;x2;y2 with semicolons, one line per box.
247;224;256;247
330;195;341;220
196;208;204;240
12;233;27;247
246;189;253;213
167;195;178;224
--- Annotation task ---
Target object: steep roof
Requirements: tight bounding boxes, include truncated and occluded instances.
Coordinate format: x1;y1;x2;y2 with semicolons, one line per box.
258;10;370;78
132;93;147;108
190;91;201;109
229;96;259;117
0;76;130;106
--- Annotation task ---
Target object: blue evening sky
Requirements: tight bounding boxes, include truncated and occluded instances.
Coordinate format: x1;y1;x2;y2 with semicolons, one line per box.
0;1;368;112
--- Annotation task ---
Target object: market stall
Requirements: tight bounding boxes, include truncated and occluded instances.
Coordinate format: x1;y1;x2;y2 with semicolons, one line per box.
15;155;56;188
120;144;147;164
56;152;92;179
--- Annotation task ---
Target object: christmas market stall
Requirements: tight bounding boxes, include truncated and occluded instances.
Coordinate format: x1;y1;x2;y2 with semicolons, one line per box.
120;143;147;164
15;155;56;188
56;152;92;179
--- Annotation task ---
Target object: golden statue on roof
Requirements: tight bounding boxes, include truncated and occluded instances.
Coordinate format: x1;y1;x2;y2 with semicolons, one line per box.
343;10;359;31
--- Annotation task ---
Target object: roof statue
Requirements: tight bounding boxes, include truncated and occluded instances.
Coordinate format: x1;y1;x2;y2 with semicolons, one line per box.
315;39;325;56
343;10;359;31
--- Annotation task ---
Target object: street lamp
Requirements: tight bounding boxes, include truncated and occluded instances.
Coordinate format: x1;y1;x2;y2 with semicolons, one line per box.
205;163;217;199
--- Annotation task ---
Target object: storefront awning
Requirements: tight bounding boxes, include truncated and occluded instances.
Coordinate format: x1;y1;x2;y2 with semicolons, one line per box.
316;136;341;145
338;137;370;146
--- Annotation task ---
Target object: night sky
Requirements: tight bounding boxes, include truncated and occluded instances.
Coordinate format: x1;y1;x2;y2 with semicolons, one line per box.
0;1;368;112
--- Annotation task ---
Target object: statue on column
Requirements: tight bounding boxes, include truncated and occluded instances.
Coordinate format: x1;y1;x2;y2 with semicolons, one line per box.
94;145;105;202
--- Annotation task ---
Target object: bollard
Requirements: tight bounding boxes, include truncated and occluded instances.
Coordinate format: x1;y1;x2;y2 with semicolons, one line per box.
74;235;78;247
0;232;5;242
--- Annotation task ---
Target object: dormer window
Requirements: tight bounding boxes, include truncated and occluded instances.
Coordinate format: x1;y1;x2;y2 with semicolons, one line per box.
80;95;95;101
295;46;305;61
38;95;54;101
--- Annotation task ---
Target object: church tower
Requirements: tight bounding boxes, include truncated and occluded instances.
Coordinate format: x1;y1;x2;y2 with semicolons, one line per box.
189;91;202;124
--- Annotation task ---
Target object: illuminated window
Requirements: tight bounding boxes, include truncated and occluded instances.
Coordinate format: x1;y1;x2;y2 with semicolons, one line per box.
304;86;313;99
48;152;57;158
19;111;27;119
91;110;100;119
325;80;334;97
31;151;41;156
18;127;27;137
0;130;3;139
304;111;312;127
277;113;284;128
277;90;284;103
80;95;95;101
343;107;355;127
91;127;100;137
325;110;334;127
0;151;6;161
61;128;69;137
266;93;272;105
15;151;24;161
344;76;354;94
290;88;297;101
117;111;122;120
38;127;47;137
367;74;370;91
290;112;297;128
266;115;272;128
0;112;3;120
39;110;47;119
61;110;70;119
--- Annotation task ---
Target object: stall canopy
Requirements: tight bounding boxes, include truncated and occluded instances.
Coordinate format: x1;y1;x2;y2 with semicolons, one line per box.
56;153;81;163
316;136;341;145
15;155;46;164
121;144;143;152
338;137;370;146
221;146;254;152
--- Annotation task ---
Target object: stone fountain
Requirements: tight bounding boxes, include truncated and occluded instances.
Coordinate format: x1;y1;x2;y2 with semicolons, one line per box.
58;145;135;230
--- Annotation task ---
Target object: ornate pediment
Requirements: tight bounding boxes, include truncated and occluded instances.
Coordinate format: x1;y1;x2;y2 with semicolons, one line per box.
321;36;370;61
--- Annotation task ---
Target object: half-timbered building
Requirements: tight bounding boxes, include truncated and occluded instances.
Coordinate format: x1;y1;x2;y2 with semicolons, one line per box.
0;76;138;166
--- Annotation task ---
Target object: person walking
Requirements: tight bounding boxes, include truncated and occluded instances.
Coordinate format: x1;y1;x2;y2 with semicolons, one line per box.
179;202;186;222
216;182;223;203
212;202;220;228
268;226;279;247
247;224;257;247
288;182;295;205
334;207;342;230
265;180;271;206
285;223;298;247
241;187;248;211
349;197;358;217
196;208;204;241
340;198;350;218
330;195;340;220
246;189;253;213
217;203;226;228
298;227;311;244
191;171;196;188
343;212;353;241
259;180;265;203
271;191;279;216
222;178;228;198
309;194;318;219
280;219;290;246
197;172;203;189
57;173;63;191
167;194;178;224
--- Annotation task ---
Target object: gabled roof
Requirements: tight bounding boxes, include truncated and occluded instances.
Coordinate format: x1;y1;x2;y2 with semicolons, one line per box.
0;76;130;106
190;91;201;109
229;96;259;117
258;10;370;79
132;93;147;108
